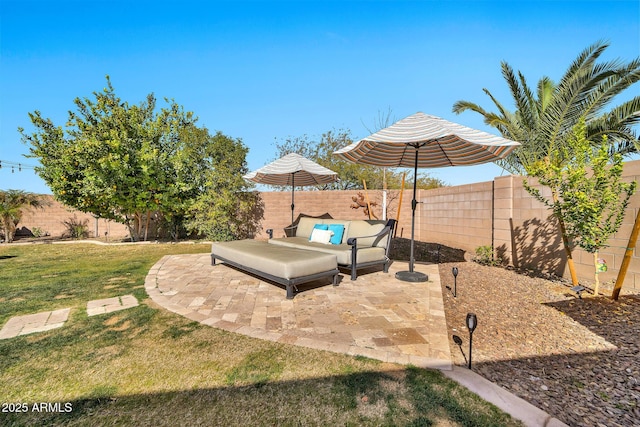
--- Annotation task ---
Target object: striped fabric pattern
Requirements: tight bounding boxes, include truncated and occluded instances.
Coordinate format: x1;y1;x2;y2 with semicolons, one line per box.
334;112;520;168
244;152;338;186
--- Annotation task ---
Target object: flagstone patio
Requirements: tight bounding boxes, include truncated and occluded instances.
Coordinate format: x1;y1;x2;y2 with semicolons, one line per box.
145;253;452;370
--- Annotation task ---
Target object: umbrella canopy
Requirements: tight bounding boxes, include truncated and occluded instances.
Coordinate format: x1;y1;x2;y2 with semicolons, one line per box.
244;153;338;224
334;112;520;282
334;112;519;167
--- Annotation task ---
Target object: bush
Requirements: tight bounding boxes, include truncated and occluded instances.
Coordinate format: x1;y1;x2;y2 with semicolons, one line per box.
62;215;89;239
473;245;498;266
32;227;48;238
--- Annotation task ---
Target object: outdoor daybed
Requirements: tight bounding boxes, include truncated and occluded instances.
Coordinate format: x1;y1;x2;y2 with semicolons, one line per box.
267;217;396;281
210;217;396;299
211;239;339;299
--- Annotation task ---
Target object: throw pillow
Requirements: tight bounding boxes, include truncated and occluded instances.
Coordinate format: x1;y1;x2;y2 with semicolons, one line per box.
309;223;328;241
309;228;334;244
327;224;345;245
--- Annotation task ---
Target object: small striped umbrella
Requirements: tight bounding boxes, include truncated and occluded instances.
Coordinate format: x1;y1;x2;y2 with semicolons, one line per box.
334;112;520;282
244;153;338;224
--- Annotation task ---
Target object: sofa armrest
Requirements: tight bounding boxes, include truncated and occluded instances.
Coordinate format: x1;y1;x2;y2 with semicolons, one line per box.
283;223;298;238
346;219;396;281
347;219;396;249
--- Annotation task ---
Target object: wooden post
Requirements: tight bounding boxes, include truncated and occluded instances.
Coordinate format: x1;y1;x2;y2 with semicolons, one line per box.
612;208;640;300
395;172;406;237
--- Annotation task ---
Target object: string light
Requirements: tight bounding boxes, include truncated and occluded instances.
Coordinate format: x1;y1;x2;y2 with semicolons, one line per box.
0;160;36;172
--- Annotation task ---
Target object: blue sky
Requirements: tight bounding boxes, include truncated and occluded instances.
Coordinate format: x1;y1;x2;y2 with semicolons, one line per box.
1;0;639;194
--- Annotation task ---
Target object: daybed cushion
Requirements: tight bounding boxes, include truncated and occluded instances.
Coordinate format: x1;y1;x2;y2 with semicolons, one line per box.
211;239;337;280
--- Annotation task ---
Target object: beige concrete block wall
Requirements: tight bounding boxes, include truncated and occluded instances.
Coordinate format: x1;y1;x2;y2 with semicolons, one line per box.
417;182;493;254
508;177;568;277
16;195;130;239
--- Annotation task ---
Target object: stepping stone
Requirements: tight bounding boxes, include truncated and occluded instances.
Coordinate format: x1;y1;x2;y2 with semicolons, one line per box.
87;294;139;316
0;308;71;339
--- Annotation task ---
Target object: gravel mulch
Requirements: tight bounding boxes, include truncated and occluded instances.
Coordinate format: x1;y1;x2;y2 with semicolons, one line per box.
390;238;639;426
437;261;640;427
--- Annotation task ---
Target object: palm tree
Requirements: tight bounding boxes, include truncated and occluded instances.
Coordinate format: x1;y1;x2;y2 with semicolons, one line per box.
0;190;46;243
452;41;640;285
453;41;640;175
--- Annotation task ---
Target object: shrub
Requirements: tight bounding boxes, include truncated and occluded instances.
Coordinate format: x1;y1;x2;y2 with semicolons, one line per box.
32;227;48;238
62;215;89;239
473;245;497;266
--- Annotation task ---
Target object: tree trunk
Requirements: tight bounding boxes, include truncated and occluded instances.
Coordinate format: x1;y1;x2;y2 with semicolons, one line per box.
612;208;640;300
594;251;600;296
144;211;151;242
552;191;579;285
557;214;579;285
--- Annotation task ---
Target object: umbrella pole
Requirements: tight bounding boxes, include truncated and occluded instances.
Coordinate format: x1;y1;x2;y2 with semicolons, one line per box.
291;173;295;226
395;145;428;283
409;149;418;272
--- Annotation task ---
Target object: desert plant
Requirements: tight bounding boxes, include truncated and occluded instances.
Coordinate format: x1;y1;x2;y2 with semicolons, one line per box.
62;215;89;239
31;227;47;238
473;245;498;266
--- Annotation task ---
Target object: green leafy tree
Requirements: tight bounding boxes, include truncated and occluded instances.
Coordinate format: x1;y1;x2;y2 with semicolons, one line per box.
273;128;445;190
526;119;636;295
453;41;640;284
0;190;47;243
20;76;210;241
186;132;263;241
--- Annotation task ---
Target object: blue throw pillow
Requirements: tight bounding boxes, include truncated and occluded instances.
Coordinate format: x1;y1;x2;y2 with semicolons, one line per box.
328;224;345;245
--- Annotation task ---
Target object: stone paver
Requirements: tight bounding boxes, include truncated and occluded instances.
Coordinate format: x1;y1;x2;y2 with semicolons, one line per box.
87;294;139;316
145;253;452;370
0;308;71;339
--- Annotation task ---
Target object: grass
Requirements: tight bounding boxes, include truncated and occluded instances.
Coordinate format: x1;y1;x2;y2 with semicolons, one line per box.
0;242;522;426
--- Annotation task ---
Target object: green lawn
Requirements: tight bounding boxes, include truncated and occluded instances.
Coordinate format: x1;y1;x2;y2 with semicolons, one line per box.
0;243;522;426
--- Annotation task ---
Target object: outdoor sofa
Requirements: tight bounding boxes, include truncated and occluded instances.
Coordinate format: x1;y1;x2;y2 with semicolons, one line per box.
211;217;396;299
267;217;396;281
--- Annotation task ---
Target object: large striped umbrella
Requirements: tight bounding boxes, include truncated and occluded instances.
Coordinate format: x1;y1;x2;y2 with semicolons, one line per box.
334;112;520;282
244;153;338;225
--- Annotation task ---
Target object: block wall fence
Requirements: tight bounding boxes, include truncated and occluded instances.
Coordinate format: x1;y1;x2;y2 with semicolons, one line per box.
13;158;640;293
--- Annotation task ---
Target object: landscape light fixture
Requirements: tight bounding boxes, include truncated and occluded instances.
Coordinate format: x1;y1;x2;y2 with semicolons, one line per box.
466;313;477;369
452;267;459;297
571;285;586;299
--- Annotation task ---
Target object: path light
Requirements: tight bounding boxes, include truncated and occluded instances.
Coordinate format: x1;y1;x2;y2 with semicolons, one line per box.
466;313;477;369
571;285;586;299
452;267;459;297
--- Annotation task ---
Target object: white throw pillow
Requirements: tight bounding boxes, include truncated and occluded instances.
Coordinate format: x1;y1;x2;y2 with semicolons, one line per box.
309;228;334;244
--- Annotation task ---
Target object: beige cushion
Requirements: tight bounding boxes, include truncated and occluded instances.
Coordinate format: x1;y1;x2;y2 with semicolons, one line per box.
212;239;336;279
296;217;319;239
346;220;386;247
